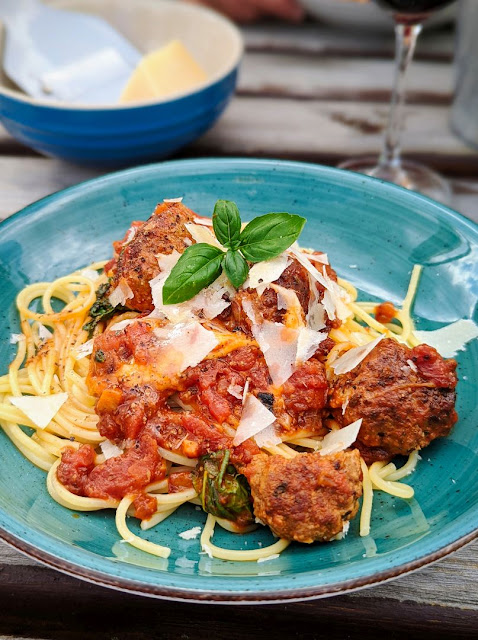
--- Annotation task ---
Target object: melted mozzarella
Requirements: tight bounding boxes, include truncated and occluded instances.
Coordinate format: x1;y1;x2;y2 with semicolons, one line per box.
10;392;68;429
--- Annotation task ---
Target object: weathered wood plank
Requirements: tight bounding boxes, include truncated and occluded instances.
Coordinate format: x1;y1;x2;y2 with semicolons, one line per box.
242;22;454;60
238;53;452;104
192;97;478;176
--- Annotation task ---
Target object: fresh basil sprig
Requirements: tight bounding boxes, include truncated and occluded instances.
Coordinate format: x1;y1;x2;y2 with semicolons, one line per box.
162;199;305;305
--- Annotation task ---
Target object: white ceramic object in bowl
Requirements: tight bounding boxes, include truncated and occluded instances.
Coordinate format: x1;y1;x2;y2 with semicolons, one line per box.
298;0;456;31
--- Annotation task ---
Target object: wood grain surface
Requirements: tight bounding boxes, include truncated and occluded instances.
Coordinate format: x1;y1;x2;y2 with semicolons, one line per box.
0;17;477;640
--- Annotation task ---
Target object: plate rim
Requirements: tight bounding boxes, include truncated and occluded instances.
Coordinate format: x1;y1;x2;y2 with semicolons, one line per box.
0;156;477;602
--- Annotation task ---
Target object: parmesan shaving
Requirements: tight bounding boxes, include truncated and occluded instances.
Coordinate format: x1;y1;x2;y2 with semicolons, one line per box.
414;319;478;358
163;197;183;203
153;322;218;375
108;279;134;307
193;217;213;226
252;321;298;387
227;384;243;400
10;333;24;344
185;223;223;249
100;440;124;460
178;526;202;540
301;249;329;265
242;379;250;405
108;318;137;332
257;554;280;563
80;268;100;281
319;419;362;456
406;359;418;372
296;327;327;364
243;254;291;296
10;392;68;429
331;336;383;375
233;394;276;446
36;322;53;341
254;423;281;448
74;338;94;360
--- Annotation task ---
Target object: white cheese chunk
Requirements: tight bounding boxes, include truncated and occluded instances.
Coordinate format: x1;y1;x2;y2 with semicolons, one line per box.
233;394;276;446
331;336;383;376
319;419;362;456
10;392;68;429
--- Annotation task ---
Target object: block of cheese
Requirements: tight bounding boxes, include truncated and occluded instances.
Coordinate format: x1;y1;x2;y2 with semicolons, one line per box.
120;40;208;103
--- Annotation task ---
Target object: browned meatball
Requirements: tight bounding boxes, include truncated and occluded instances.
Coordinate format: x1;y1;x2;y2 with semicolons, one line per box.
111;201;195;312
243;450;362;543
329;338;458;463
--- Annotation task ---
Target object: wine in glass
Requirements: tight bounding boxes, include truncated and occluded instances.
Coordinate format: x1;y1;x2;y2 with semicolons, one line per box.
339;0;457;203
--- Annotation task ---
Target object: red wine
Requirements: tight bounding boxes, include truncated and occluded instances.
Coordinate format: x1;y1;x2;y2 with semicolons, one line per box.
373;0;455;14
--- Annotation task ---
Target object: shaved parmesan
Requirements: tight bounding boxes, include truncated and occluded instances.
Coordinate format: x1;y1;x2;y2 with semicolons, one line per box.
233;394;276;446
242;379;250;405
406;359;418;372
332;336;383;376
227;384;243;400
414;319;478;358
178;526;202;540
191;272;234;320
307;284;326;332
10;392;68;429
123;226;137;246
254;423;281;448
319;419;362;456
193;217;213;226
163;197;183;203
296;327;327;364
107;318;137;332
301;249;329;265
185;223;223;249
289;246;351;321
10;333;24;344
153;322;218;375
108;279;134;307
36;323;53;341
243;254;290;296
100;440;124;460
253;321;298;387
80;268;100;281
271;284;303;326
74;338;94;360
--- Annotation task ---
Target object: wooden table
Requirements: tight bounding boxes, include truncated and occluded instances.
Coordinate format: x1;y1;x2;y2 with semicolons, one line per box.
1;20;478;640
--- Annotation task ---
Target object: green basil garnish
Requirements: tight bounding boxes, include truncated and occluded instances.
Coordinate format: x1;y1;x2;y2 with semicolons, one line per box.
162;243;224;305
162;200;305;305
212;200;241;250
239;212;306;262
223;250;249;289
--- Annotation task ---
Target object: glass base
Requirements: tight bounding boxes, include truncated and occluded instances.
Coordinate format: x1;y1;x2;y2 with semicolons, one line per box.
338;157;452;205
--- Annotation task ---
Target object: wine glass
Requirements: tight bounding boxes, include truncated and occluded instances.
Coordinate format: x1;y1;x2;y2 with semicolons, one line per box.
339;0;457;204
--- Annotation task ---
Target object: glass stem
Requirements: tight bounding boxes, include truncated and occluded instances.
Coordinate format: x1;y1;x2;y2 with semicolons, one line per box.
377;22;422;173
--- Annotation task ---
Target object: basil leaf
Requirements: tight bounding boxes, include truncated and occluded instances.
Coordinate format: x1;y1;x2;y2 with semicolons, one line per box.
162;243;224;304
212;200;241;249
239;212;306;262
223;250;249;289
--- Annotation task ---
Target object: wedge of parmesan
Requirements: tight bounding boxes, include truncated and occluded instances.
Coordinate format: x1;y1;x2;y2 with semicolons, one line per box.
243;254;291;296
108;279;134;307
319;419;362;456
331;336;383;376
10;392;68;429
414;319;478;358
233;394;276;446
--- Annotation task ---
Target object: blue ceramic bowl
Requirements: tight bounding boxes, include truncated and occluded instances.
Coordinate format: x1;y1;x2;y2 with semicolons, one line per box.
0;0;242;166
0;158;477;602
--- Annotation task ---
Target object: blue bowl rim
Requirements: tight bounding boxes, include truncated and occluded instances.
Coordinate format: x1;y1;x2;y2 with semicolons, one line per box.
0;0;243;111
0;157;477;604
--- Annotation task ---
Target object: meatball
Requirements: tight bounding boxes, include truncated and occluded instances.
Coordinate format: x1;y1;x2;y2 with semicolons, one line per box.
111;201;195;312
329;338;458;463
243;450;362;543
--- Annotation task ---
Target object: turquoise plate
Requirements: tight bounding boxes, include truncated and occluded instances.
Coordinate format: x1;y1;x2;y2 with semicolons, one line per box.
0;159;477;602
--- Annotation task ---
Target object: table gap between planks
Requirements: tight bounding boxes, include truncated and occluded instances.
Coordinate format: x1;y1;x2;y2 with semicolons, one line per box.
0;19;477;640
